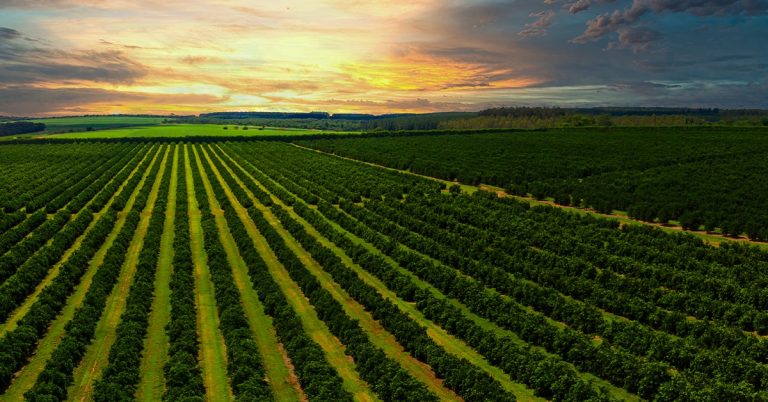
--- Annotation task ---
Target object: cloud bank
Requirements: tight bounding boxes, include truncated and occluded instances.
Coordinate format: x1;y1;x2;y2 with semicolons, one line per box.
0;0;766;115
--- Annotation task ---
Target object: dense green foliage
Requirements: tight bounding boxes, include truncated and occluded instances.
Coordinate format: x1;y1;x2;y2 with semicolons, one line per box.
190;148;274;400
0;122;45;137
170;112;474;131
226;140;768;401
439;107;768;130
180;107;768;132
162;148;205;401
93;148;172;401
201;158;354;401
3;136;768;402
25;147;162;400
299;127;768;239
207;147;445;401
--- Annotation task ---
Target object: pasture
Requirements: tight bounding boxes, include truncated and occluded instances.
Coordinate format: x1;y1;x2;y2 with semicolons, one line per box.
45;124;357;139
28;116;165;132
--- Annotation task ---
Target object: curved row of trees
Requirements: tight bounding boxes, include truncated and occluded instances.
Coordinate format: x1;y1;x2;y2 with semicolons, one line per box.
268;201;515;402
0;211;25;233
0;211;47;257
220;143;617;400
298;128;768;240
4;138;767;401
403;193;768;337
246;146;673;399
290;200;609;401
352;196;768;393
0;211;115;391
204;146;453;401
225;140;768;400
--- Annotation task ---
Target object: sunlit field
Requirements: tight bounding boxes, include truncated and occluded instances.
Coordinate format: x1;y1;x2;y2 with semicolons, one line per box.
47;124;358;139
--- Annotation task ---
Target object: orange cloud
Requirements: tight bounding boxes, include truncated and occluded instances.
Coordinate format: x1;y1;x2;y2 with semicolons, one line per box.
0;0;545;116
342;54;541;92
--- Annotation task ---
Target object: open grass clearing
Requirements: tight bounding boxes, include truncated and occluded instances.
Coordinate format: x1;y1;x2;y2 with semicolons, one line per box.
46;124;358;139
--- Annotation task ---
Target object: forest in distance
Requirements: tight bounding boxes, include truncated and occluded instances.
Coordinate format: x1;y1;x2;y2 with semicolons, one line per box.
5;107;768;135
160;107;768;131
0;122;767;402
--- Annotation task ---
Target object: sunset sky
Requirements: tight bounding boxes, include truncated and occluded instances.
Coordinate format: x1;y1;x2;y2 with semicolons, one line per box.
1;0;767;116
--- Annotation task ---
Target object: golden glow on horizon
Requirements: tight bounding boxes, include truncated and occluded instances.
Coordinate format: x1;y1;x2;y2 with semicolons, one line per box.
0;0;538;115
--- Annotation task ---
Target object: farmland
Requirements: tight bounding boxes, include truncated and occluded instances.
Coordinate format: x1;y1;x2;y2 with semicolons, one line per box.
27;116;166;133
0;120;357;141
298;127;768;241
1;130;768;402
46;124;357;140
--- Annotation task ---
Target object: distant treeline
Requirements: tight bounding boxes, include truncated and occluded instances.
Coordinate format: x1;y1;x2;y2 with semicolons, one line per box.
177;107;768;131
0;121;46;137
199;111;419;120
173;117;362;131
439;107;768;130
202;111;331;120
360;113;474;130
171;112;474;131
477;107;768;118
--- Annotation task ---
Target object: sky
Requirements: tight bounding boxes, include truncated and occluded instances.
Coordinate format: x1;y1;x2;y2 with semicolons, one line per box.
1;0;767;116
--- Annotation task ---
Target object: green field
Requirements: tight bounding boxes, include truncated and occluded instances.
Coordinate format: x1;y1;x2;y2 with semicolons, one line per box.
29;116;165;132
44;124;357;139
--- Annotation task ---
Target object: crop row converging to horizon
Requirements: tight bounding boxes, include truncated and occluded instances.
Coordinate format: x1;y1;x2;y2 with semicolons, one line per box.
1;130;768;401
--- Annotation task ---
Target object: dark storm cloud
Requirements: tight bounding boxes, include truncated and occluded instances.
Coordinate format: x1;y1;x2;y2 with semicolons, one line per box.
625;79;768;108
633;54;756;72
0;28;146;84
607;26;664;52
633;0;768;17
574;0;768;44
608;81;680;95
408;2;642;85
518;10;556;36
559;0;617;14
399;0;768;107
0;26;21;40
